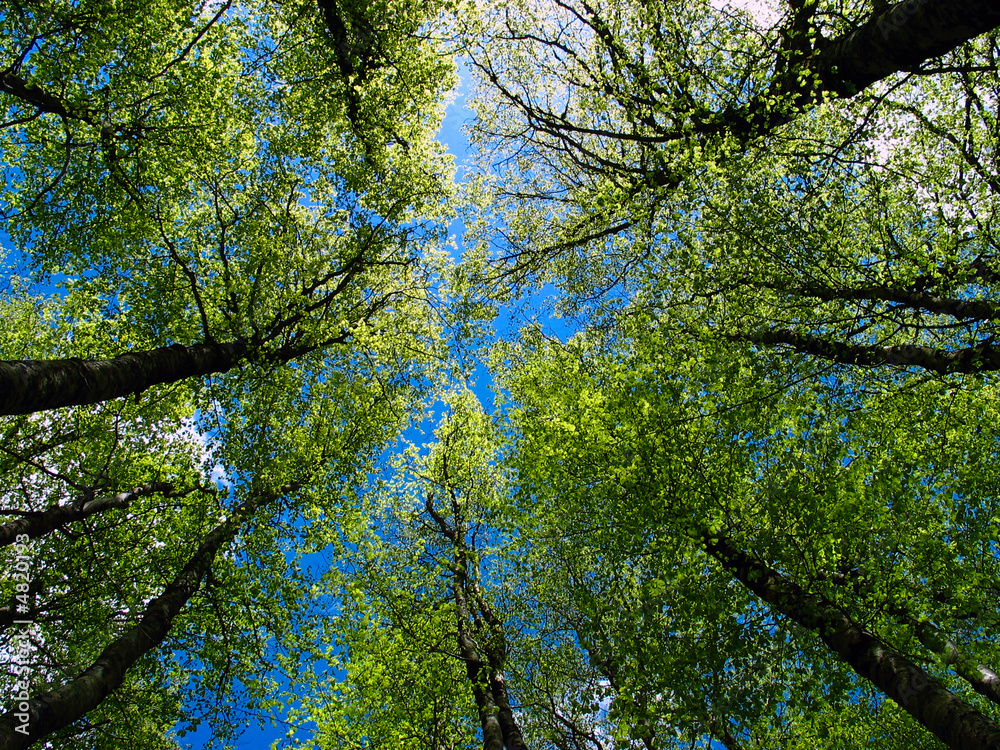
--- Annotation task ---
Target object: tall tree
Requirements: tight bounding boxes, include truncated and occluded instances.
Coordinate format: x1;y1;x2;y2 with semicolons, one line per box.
0;0;456;416
496;321;1000;748
0;1;458;746
463;0;1000;374
7;0;1000;747
0;324;425;748
281;393;532;750
0;475;307;750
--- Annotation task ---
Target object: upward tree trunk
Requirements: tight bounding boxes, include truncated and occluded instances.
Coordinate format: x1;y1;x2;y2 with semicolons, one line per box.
0;480;302;750
716;0;1000;139
425;492;527;750
703;531;1000;750
456;623;506;750
0;484;177;548
0;341;248;416
816;0;1000;98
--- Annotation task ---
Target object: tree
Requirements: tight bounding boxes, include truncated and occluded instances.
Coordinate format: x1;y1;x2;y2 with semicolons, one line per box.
280;393;531;750
463;0;1000;375
495;321;1000;748
0;0;455;416
0;0;458;745
0;284;426;746
5;0;1000;748
457;9;1000;740
0;475;306;749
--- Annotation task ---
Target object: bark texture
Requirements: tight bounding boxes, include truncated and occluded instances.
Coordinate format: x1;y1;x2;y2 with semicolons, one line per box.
816;0;1000;97
0;484;176;547
736;330;1000;374
457;626;506;750
426;488;527;750
704;532;1000;750
0;341;247;416
715;0;1000;138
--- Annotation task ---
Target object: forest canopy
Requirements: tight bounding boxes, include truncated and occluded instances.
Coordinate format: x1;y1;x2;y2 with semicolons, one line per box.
1;0;999;749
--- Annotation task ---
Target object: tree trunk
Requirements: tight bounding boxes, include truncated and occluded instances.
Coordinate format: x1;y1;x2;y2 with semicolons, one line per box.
707;715;745;750
718;0;1000;138
457;628;506;750
488;672;528;750
472;586;528;750
703;532;1000;750
734;330;1000;374
0;484;176;547
0;480;301;749
816;0;1000;98
426;490;527;750
0;341;247;416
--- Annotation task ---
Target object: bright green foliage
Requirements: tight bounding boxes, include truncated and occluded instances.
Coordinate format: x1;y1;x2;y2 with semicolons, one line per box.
2;0;1000;749
278;395;502;749
0;0;456;360
456;6;1000;740
0;288;208;748
0;0;458;745
464;0;1000;374
0;272;434;746
493;316;1000;747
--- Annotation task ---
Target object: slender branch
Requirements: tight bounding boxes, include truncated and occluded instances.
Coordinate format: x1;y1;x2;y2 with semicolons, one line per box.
911;620;1000;708
0;483;185;548
733;329;1000;374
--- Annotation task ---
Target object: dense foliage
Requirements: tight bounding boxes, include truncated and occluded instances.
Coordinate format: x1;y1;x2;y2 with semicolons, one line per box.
1;0;999;749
